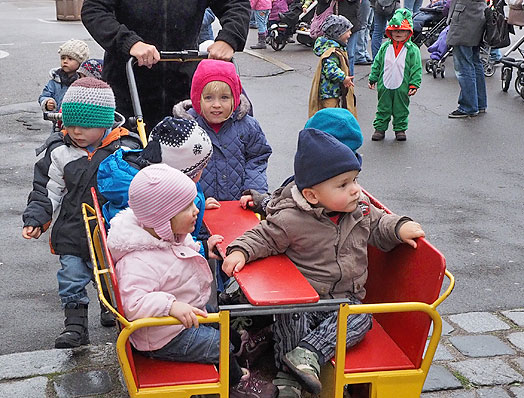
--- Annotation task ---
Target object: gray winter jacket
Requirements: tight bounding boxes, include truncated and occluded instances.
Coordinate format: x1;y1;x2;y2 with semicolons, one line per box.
446;0;486;46
228;183;410;300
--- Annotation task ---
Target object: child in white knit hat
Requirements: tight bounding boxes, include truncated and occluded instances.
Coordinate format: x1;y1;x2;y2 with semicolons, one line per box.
97;116;222;260
38;39;90;113
107;164;278;398
23;77;142;349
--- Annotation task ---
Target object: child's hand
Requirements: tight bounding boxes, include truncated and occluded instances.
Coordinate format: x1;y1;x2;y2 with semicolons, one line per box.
205;197;220;209
22;226;42;240
239;194;254;209
169;301;208;329
208;234;224;259
368;82;376;90
222;251;246;276
398;221;425;249
130;41;160;68
408;88;418;96
343;76;355;88
46;99;56;111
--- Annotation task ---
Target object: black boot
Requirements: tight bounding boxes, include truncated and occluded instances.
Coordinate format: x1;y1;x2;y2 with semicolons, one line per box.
250;33;267;49
99;281;116;327
55;303;90;349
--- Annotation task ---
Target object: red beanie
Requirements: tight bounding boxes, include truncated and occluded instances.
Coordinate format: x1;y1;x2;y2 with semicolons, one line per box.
190;59;242;115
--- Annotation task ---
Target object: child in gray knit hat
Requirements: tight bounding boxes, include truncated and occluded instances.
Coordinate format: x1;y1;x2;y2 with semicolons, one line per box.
38;39;90;113
309;15;357;119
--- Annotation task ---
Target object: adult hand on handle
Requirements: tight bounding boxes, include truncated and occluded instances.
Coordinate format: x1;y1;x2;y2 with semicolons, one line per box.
130;42;161;68
207;40;234;61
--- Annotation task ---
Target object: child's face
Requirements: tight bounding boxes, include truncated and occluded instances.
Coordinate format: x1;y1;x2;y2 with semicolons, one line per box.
391;30;410;42
304;170;361;213
61;55;80;75
170;202;199;235
338;29;352;45
65;126;106;148
200;84;233;125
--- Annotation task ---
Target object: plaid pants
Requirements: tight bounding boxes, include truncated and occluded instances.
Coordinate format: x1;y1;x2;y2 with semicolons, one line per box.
272;298;372;368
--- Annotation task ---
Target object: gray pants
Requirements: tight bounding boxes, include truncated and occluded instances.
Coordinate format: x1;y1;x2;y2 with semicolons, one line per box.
272;298;372;368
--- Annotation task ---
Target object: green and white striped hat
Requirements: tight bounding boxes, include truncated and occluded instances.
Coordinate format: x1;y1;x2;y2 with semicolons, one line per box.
61;77;115;128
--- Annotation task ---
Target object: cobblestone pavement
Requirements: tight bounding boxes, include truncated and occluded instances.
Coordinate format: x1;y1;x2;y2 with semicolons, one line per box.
1;309;523;397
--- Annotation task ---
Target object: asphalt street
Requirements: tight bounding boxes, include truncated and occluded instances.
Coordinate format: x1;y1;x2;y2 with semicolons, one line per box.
0;0;523;357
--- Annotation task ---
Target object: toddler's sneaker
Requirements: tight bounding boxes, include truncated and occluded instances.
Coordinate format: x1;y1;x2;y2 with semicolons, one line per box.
236;325;273;366
273;371;302;398
395;131;406;141
230;369;278;398
371;130;385;141
282;346;321;394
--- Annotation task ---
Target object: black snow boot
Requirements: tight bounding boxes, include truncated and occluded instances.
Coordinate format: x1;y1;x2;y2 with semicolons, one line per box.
99;282;116;327
250;33;267;49
55;303;90;349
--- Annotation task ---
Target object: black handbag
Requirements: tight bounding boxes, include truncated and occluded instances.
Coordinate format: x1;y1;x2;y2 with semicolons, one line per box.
374;0;399;16
484;1;513;48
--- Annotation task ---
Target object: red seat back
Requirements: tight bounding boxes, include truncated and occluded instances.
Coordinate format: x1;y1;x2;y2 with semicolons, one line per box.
362;191;446;368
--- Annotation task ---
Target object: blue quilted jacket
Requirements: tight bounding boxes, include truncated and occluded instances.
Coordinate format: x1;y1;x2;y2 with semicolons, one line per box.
174;96;272;200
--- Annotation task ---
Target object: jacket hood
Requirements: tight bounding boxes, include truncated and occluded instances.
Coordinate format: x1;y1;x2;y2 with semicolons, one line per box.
190;59;242;115
313;36;345;56
386;8;414;40
172;93;252;122
107;208;199;262
266;183;326;219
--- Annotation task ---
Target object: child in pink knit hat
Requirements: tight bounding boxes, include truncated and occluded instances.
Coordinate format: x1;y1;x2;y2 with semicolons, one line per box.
107;164;278;398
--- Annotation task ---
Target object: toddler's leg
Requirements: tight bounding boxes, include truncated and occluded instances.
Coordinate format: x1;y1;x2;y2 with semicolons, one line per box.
391;89;410;133
373;88;394;135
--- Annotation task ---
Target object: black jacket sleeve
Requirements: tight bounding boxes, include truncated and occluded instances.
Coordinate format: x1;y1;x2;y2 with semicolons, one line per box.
209;0;251;51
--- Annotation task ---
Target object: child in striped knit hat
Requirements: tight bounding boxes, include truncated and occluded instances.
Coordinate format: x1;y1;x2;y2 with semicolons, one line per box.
22;77;142;349
107;164;278;398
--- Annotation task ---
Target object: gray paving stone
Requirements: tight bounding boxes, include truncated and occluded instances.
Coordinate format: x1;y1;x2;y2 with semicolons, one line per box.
502;309;524;327
508;332;524;351
0;348;76;380
430;318;455;336
513;357;524;371
421;390;475;398
426;340;456;361
476;386;512;397
449;358;524;386
0;376;48;397
423;364;463;392
54;370;113;398
449;335;515;357
510;385;524;398
448;312;511;333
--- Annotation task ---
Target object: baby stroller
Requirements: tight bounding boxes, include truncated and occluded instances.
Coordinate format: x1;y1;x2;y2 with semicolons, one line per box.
412;0;451;78
267;0;317;51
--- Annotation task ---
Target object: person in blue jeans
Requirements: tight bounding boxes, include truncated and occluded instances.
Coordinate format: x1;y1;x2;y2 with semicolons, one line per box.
371;10;392;59
404;0;423;14
446;0;487;117
355;0;373;64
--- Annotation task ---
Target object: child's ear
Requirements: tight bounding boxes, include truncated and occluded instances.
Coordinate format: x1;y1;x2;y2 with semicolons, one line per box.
301;188;319;204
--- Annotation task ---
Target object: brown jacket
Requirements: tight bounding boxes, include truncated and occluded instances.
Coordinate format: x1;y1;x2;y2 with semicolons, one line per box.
228;183;409;300
309;47;358;119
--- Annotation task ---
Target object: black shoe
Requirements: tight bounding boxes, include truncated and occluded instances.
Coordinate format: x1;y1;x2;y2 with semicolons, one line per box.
100;303;116;327
395;131;407;141
448;109;477;118
371;130;385;141
355;60;372;65
55;303;90;348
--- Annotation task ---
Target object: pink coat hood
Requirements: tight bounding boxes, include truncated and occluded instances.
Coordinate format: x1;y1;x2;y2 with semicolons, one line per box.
107;208;213;351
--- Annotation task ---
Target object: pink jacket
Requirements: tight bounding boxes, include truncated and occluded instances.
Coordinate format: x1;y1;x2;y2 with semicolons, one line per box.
250;0;273;11
107;208;213;351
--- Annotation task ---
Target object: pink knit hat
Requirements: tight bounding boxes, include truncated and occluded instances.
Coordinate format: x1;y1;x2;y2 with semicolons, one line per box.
128;164;197;241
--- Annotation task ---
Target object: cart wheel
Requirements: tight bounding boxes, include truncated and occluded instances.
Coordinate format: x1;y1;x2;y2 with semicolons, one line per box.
425;59;432;74
483;62;495;77
515;73;523;95
432;67;438;78
501;67;512;92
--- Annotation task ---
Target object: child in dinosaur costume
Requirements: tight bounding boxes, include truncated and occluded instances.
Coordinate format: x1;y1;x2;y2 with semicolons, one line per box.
368;8;422;141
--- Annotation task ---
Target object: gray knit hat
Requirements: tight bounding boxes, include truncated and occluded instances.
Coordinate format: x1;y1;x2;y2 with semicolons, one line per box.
321;15;353;41
78;59;103;80
58;39;90;64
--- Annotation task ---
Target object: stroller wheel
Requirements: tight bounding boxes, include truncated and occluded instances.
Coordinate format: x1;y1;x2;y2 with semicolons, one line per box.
432;66;438;78
425;59;432;74
483;62;495;77
515;73;524;97
501;67;512;92
440;65;445;78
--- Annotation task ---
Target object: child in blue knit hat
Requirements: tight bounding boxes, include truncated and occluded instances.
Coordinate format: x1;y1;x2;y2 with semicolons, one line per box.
223;128;424;397
22;77;142;349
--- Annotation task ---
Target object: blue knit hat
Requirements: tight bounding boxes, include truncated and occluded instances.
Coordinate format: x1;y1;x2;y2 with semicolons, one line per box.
294;128;361;192
304;108;363;155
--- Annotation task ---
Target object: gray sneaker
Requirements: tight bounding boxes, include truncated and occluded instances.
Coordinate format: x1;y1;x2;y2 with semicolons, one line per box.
282;347;321;394
273;371;302;398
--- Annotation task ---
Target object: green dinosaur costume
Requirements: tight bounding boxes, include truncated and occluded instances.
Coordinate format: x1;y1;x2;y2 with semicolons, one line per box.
369;8;422;132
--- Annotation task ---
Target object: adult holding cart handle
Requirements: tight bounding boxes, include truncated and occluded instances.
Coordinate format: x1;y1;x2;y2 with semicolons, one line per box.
81;0;250;133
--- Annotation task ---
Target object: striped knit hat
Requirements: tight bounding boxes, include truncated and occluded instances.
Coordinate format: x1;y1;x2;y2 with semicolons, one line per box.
58;39;90;65
128;164;197;241
61;77;116;128
77;58;104;80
